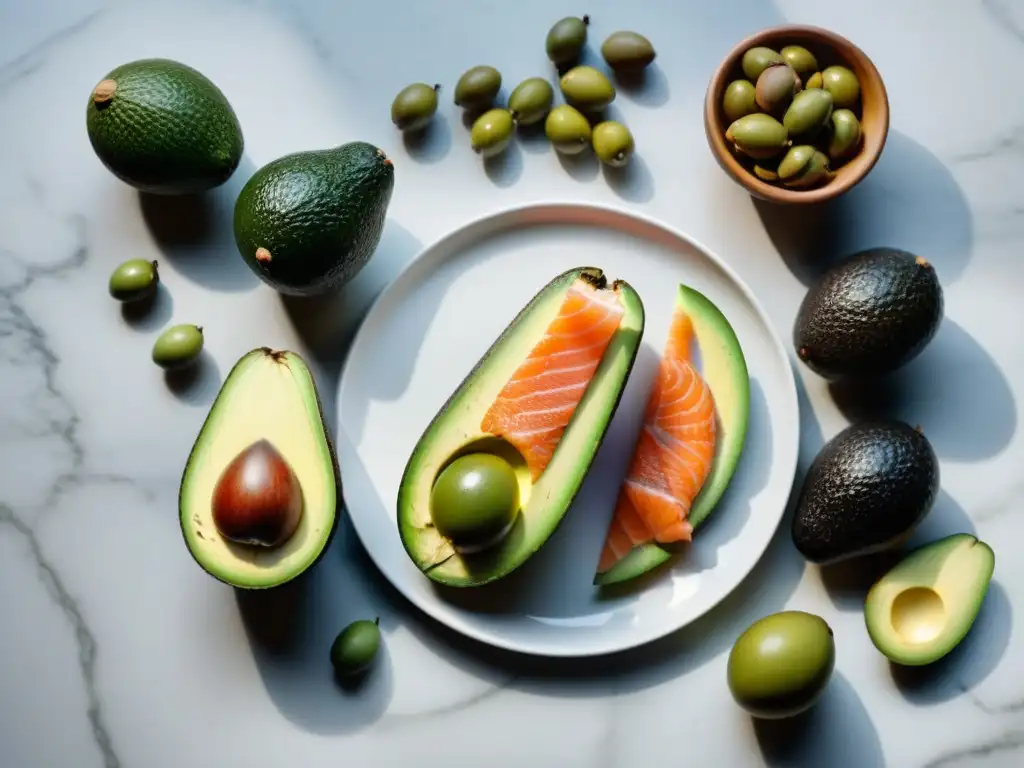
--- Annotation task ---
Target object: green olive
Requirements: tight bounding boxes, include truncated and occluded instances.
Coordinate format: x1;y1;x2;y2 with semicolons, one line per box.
546;15;589;67
430;452;520;551
592;121;634;167
454;65;502;111
827;108;862;161
545;104;592;154
753;164;779;182
721;80;757;123
330;618;381;678
806;71;823;90
391;83;440;132
821;65;860;110
600;31;656;73
741;46;784;81
508;77;554;126
470;109;515;158
755;62;798;115
559;65;616;111
780;45;819;79
152;324;203;369
779;146;832;189
783;88;833;139
109;258;158;302
725;113;789;160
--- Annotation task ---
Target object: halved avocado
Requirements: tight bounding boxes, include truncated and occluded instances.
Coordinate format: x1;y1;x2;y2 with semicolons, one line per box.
864;533;995;666
179;348;340;589
397;267;645;587
595;283;751;586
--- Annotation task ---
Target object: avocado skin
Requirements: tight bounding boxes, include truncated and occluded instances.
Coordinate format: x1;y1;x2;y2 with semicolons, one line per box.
233;142;395;296
86;58;244;195
792;420;939;564
794;248;943;380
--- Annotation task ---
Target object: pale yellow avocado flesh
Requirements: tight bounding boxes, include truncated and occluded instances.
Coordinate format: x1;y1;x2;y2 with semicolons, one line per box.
179;349;339;589
864;533;995;666
397;267;645;587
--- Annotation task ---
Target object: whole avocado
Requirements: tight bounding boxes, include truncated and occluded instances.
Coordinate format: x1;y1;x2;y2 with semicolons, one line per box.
233;142;395;296
794;248;943;380
792;420;939;564
85;58;243;194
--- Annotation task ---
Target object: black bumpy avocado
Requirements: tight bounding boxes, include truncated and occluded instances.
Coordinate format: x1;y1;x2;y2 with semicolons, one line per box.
794;248;943;380
792;420;939;564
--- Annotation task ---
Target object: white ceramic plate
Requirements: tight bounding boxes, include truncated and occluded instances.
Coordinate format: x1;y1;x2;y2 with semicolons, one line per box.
336;203;799;658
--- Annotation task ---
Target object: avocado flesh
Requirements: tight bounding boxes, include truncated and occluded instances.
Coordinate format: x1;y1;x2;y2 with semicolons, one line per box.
864;533;994;666
397;267;645;588
595;284;751;586
179;348;339;589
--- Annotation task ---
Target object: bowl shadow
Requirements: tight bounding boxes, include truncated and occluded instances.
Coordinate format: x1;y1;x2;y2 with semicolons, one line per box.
753;130;974;287
138;153;261;293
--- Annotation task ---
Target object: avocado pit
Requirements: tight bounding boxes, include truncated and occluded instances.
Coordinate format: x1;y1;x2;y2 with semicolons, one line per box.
890;587;946;644
212;439;304;548
429;452;521;554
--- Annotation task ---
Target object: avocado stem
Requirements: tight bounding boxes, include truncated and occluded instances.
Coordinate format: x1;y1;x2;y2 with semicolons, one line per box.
255;247;272;263
92;79;117;104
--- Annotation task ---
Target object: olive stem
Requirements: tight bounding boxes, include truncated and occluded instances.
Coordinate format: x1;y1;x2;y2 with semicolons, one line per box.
582;14;590;25
374;617;380;626
433;83;441;92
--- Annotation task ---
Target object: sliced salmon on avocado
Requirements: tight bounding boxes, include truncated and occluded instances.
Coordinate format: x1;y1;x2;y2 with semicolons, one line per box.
595;284;750;586
481;278;626;480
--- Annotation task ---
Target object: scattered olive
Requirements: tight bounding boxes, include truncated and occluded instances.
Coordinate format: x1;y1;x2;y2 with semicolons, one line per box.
592;121;634;167
545;104;592;154
821;65;860;110
755;62;798;115
546;15;589;67
753;163;780;182
109;258;158;302
559;65;616;111
454;65;502;111
782;88;834;140
391;83;440;132
722;80;758;123
780;45;819;79
152;324;203;370
600;31;656;74
827;109;862;161
725;113;789;160
805;71;823;90
779;146;832;189
470;108;515;158
741;46;784;81
508;77;554;126
330;618;381;678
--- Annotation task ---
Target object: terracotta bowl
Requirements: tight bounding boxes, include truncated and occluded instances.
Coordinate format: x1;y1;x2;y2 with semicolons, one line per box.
704;25;889;204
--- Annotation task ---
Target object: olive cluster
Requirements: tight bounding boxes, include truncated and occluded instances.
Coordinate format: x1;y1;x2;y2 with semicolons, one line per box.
720;44;864;190
390;16;658;168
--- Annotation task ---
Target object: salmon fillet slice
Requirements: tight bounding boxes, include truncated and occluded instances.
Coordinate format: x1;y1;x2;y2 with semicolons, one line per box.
481;278;625;480
597;305;717;574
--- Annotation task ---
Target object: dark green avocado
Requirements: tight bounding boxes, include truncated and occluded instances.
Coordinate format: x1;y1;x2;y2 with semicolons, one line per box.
233;142;395;296
794;248;944;380
86;58;244;194
792;420;939;564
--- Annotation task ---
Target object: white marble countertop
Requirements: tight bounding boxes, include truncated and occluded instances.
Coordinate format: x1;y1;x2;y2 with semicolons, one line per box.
2;0;1022;766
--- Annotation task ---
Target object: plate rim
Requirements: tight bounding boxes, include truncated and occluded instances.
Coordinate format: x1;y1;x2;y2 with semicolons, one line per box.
336;201;800;658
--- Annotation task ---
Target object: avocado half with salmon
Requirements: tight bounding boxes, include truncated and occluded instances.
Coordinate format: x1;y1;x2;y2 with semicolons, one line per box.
397;267;645;587
594;284;751;586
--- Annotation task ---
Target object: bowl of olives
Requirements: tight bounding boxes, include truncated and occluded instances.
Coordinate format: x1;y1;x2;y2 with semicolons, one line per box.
704;25;888;203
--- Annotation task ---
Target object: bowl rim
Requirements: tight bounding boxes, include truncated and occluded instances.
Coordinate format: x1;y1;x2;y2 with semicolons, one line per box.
704;23;890;204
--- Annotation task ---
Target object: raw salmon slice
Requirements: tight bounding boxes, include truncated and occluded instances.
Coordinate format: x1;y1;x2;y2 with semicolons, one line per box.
596;304;717;575
481;277;625;480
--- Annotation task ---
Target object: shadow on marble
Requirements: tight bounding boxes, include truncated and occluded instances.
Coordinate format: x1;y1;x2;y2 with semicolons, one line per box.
753;129;974;287
137;153;261;293
516;121;552;156
557;148;601;182
401;112;452;165
163;350;221;407
613;62;671;108
280;220;423;437
889;580;1013;705
120;282;173;332
752;672;884;768
817;489;976;612
484;140;524;188
602;154;655;204
826;319;1016;461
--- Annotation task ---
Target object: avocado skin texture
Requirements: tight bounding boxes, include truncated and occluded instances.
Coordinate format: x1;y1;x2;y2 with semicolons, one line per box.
792;420;939;564
233;142;395;296
86;58;243;195
794;248;943;380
